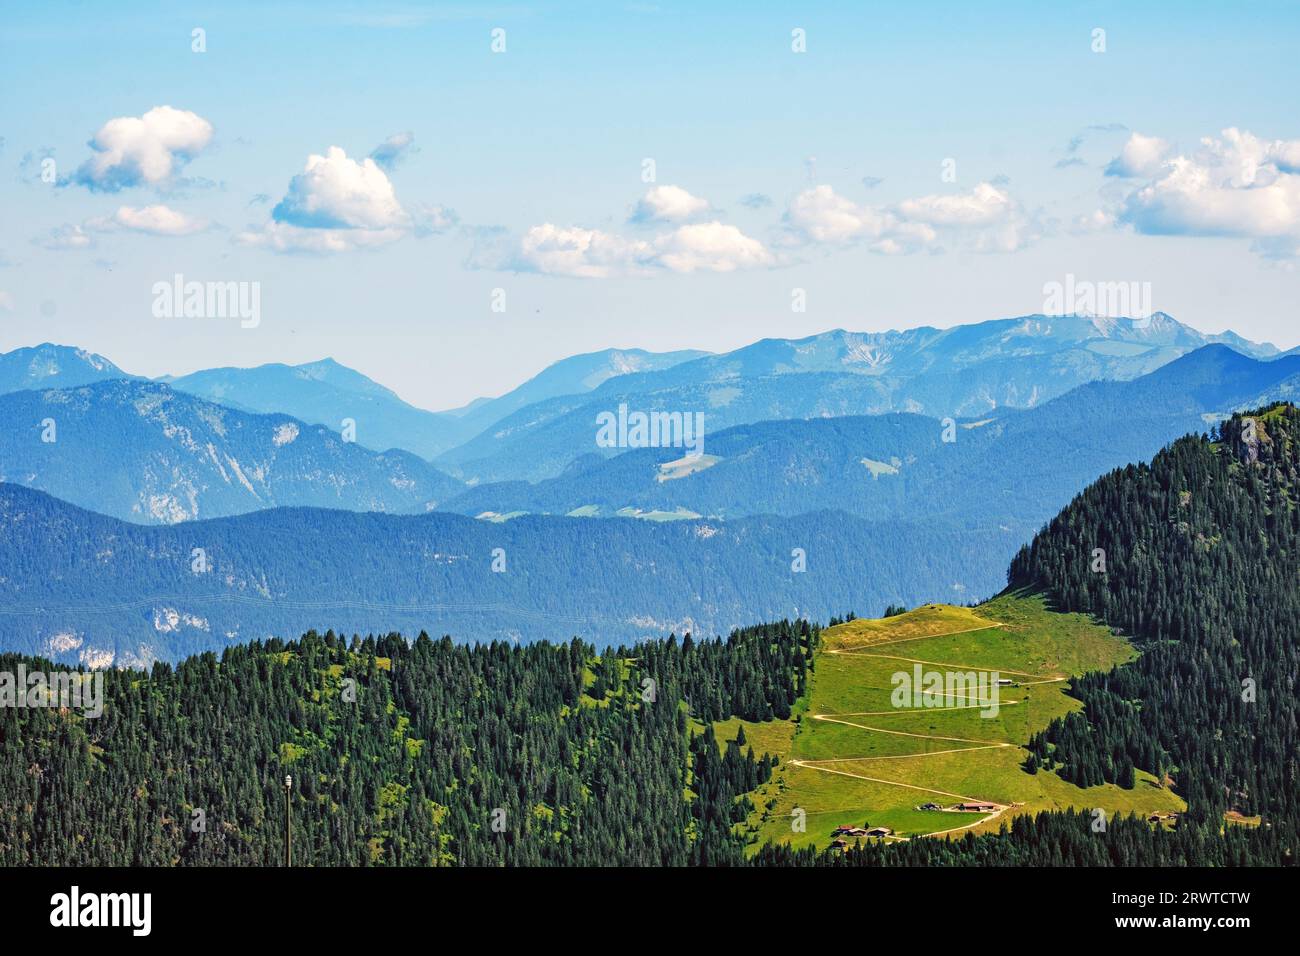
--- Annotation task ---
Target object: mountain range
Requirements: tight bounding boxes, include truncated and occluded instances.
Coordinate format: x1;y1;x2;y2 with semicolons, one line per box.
165;347;707;459
5;346;1300;664
2;314;1278;485
425;345;1300;529
5;339;1296;532
5;405;1296;870
0;380;464;523
1;311;1295;664
431;313;1280;483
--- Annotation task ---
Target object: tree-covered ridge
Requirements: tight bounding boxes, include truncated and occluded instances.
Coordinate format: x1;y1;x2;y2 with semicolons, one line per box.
0;620;815;866
1010;403;1300;831
0;480;976;663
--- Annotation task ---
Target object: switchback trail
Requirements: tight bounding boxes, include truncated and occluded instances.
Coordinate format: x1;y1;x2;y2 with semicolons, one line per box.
792;619;1065;840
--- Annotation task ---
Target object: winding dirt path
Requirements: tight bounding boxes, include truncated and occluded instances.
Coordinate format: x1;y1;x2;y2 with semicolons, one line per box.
790;620;1064;841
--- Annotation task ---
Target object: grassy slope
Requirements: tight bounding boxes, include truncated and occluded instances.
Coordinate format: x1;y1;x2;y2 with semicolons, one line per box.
713;590;1184;855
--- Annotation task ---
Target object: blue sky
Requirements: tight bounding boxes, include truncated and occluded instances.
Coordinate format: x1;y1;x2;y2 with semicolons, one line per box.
2;0;1299;409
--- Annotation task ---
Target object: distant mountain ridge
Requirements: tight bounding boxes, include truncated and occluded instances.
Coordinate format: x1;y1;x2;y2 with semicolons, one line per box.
442;345;1300;525
444;346;711;427
542;313;1275;390
0;482;998;665
433;314;1281;483
164;347;708;459
0;380;464;523
0;343;140;393
2;313;1281;484
163;357;456;459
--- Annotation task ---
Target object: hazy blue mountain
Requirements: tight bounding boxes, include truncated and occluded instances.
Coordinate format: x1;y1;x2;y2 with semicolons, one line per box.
442;345;1300;530
0;482;1005;665
164;357;462;459
0;343;139;393
442;346;710;433
444;413;939;519
165;347;707;459
433;314;1278;484
0;380;464;523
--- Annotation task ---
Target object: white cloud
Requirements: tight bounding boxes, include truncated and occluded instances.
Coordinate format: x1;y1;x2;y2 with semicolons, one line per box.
784;185;891;244
86;204;210;236
896;182;1016;227
484;179;1030;276
513;224;650;278
899;183;1032;253
38;204;208;251
271;146;406;230
0;291;14;312
630;185;711;223
1105;132;1174;178
652;221;774;272
239;145;452;253
72;106;213;191
483;219;773;278
783;182;1036;254
1113;128;1300;257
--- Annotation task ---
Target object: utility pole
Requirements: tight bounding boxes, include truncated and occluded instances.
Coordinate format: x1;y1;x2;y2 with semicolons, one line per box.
284;774;292;867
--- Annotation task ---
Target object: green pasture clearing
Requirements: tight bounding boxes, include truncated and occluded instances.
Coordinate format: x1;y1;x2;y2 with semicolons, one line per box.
717;590;1185;855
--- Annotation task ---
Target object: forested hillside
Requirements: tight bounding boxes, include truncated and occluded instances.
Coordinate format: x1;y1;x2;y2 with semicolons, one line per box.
754;404;1300;867
0;621;816;866
0;482;996;664
1010;404;1300;829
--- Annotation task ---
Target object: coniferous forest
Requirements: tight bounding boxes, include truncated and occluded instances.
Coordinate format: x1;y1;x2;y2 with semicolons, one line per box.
0;622;814;866
1012;406;1300;833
